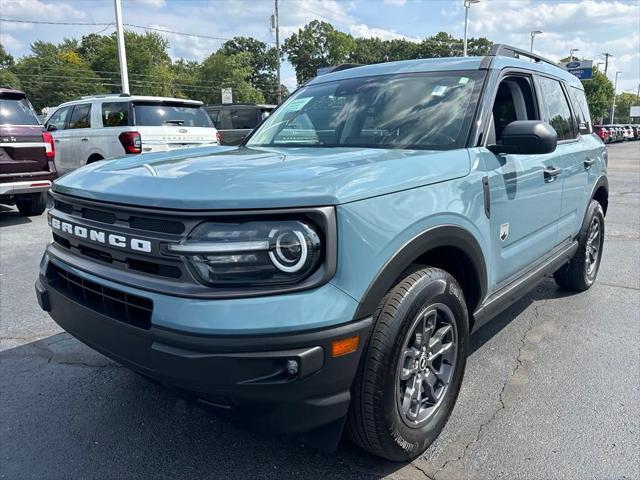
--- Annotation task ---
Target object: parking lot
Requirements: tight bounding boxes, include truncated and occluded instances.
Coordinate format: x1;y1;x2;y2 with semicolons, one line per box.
0;141;638;479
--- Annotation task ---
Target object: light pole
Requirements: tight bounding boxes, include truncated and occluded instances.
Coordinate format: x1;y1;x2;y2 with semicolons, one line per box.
569;48;580;61
113;0;129;95
530;30;542;53
596;62;604;71
611;71;622;123
463;0;480;57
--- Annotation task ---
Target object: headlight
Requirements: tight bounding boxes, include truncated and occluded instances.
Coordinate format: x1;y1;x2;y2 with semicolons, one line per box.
166;219;323;287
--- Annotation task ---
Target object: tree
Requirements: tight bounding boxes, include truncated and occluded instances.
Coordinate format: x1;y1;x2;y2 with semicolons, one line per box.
283;20;355;84
198;51;264;104
613;92;640;123
13;40;105;110
0;43;21;89
582;69;614;122
0;43;15;68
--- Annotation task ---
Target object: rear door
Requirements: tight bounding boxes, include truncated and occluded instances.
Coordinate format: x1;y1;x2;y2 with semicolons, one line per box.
225;107;260;145
534;76;591;244
45;106;73;174
132;101;217;152
67;103;92;169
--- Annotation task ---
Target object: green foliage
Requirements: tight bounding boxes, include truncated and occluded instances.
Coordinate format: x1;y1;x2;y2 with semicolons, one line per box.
614;92;640;123
0;44;15;68
582;69;614;122
199;51;264;104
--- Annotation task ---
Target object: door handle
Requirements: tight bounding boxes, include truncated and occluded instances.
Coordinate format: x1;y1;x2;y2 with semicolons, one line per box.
80;138;89;142
584;158;596;169
544;166;562;182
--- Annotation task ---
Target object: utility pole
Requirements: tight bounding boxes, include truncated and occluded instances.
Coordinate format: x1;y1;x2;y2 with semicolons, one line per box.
611;71;622;123
463;0;480;57
530;30;542;53
273;0;281;104
569;48;580;61
114;0;129;95
602;52;612;76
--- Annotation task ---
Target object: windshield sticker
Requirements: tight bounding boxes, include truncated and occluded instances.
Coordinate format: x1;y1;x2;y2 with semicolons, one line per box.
285;97;312;111
459;77;470;84
432;86;448;96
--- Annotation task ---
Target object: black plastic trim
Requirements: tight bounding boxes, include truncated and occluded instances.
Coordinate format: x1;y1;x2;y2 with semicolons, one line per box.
482;175;491;218
353;225;487;319
473;240;578;329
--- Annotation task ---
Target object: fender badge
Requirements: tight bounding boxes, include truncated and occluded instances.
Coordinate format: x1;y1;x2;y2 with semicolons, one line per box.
500;223;509;242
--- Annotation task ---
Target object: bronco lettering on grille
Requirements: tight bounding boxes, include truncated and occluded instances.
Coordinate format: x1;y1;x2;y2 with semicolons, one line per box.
49;216;152;253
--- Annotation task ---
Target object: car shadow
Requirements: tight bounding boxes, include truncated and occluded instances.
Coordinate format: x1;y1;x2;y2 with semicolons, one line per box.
0;278;578;479
0;206;33;227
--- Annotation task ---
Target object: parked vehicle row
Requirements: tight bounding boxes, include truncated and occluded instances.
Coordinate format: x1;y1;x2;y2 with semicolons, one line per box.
595;124;640;143
0;88;57;216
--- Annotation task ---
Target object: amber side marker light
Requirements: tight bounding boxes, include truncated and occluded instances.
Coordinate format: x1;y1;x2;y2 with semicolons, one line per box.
331;335;360;357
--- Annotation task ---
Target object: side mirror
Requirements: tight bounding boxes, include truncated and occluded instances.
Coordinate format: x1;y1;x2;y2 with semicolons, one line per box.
488;120;557;155
46;124;57;132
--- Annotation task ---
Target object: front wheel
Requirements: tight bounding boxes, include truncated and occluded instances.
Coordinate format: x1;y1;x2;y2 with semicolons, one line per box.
554;200;605;291
347;267;468;461
15;192;47;216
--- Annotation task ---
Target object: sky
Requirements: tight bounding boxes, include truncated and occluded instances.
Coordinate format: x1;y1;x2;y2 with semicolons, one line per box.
0;0;639;94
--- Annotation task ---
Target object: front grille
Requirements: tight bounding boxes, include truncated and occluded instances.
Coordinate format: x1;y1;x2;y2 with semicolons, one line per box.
47;262;153;329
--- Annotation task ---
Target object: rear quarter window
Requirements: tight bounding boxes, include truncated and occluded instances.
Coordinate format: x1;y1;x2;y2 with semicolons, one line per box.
102;102;131;127
0;98;40;126
569;87;592;134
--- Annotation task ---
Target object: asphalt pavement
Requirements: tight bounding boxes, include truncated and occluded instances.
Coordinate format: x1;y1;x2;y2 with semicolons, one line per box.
1;141;638;480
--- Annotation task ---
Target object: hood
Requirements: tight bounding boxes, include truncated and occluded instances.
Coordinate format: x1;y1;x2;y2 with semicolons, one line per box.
53;145;470;210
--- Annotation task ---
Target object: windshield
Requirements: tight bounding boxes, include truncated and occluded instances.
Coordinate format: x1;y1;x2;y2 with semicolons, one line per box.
133;102;212;127
0;98;40;126
247;71;484;150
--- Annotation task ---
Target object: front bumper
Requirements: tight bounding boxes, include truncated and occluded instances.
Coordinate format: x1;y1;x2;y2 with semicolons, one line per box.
36;255;371;441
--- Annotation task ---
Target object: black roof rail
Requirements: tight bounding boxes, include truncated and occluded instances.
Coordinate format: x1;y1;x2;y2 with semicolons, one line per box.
479;43;559;70
316;63;363;76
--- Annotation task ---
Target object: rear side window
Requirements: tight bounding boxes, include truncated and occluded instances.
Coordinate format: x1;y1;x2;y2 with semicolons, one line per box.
537;76;576;141
206;108;221;126
68;104;91;129
102;102;130;127
0;98;40;126
230;108;259;129
133;103;212;127
46;106;70;131
569;87;592;134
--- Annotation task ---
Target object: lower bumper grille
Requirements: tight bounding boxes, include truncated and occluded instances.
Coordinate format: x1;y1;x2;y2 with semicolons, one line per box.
47;262;153;329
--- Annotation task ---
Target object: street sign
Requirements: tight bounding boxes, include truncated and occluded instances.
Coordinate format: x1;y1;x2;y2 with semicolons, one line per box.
630;106;640;118
221;88;233;104
560;60;593;80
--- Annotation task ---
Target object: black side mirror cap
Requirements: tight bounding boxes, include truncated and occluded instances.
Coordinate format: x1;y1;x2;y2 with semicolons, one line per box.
488;120;557;155
46;124;57;132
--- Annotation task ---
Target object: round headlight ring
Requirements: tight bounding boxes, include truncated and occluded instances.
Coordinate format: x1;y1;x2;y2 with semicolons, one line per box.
269;229;308;273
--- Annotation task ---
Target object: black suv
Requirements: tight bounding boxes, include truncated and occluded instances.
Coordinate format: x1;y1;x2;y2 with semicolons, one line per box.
204;103;275;145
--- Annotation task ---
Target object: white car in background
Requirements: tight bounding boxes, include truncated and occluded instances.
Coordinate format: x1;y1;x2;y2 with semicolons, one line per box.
44;95;219;174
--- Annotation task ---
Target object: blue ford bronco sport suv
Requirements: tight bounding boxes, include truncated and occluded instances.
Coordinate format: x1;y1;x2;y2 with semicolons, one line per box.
36;45;608;461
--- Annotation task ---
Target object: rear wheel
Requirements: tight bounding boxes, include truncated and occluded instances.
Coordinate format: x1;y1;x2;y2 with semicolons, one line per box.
347;267;468;461
554;200;605;291
16;192;47;216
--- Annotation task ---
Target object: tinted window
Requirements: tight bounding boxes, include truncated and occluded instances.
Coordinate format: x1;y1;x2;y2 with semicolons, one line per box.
133;103;212;127
206;109;221;127
0;98;39;125
569;87;592;134
46;107;70;131
230;108;259;129
537;77;575;141
102;102;130;127
491;77;538;142
248;72;484;150
68;104;91;129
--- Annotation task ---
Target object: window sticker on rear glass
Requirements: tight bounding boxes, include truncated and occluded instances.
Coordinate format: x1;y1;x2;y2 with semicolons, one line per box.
285;97;312;111
432;86;448;96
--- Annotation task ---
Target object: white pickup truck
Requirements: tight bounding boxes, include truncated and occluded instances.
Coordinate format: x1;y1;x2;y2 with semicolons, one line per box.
45;95;219;174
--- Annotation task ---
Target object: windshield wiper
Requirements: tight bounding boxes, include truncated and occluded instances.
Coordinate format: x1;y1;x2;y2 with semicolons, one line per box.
164;119;185;125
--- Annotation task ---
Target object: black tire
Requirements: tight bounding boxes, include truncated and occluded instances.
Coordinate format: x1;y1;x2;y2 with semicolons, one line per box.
87;155;104;164
15;192;47;216
347;267;469;461
554;200;605;291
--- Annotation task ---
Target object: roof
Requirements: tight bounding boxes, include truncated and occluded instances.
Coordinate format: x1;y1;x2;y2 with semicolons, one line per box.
56;95;203;107
0;87;26;98
307;44;582;90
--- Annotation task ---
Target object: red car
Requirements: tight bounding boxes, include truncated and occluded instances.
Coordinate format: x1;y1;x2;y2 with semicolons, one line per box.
0;88;57;216
593;125;610;143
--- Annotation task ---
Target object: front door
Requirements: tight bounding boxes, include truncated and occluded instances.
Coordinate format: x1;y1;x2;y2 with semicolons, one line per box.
45;106;73;174
481;74;564;286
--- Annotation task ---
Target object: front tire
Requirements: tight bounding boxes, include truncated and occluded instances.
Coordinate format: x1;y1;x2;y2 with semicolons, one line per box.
554;200;605;291
347;268;469;461
15;192;47;216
